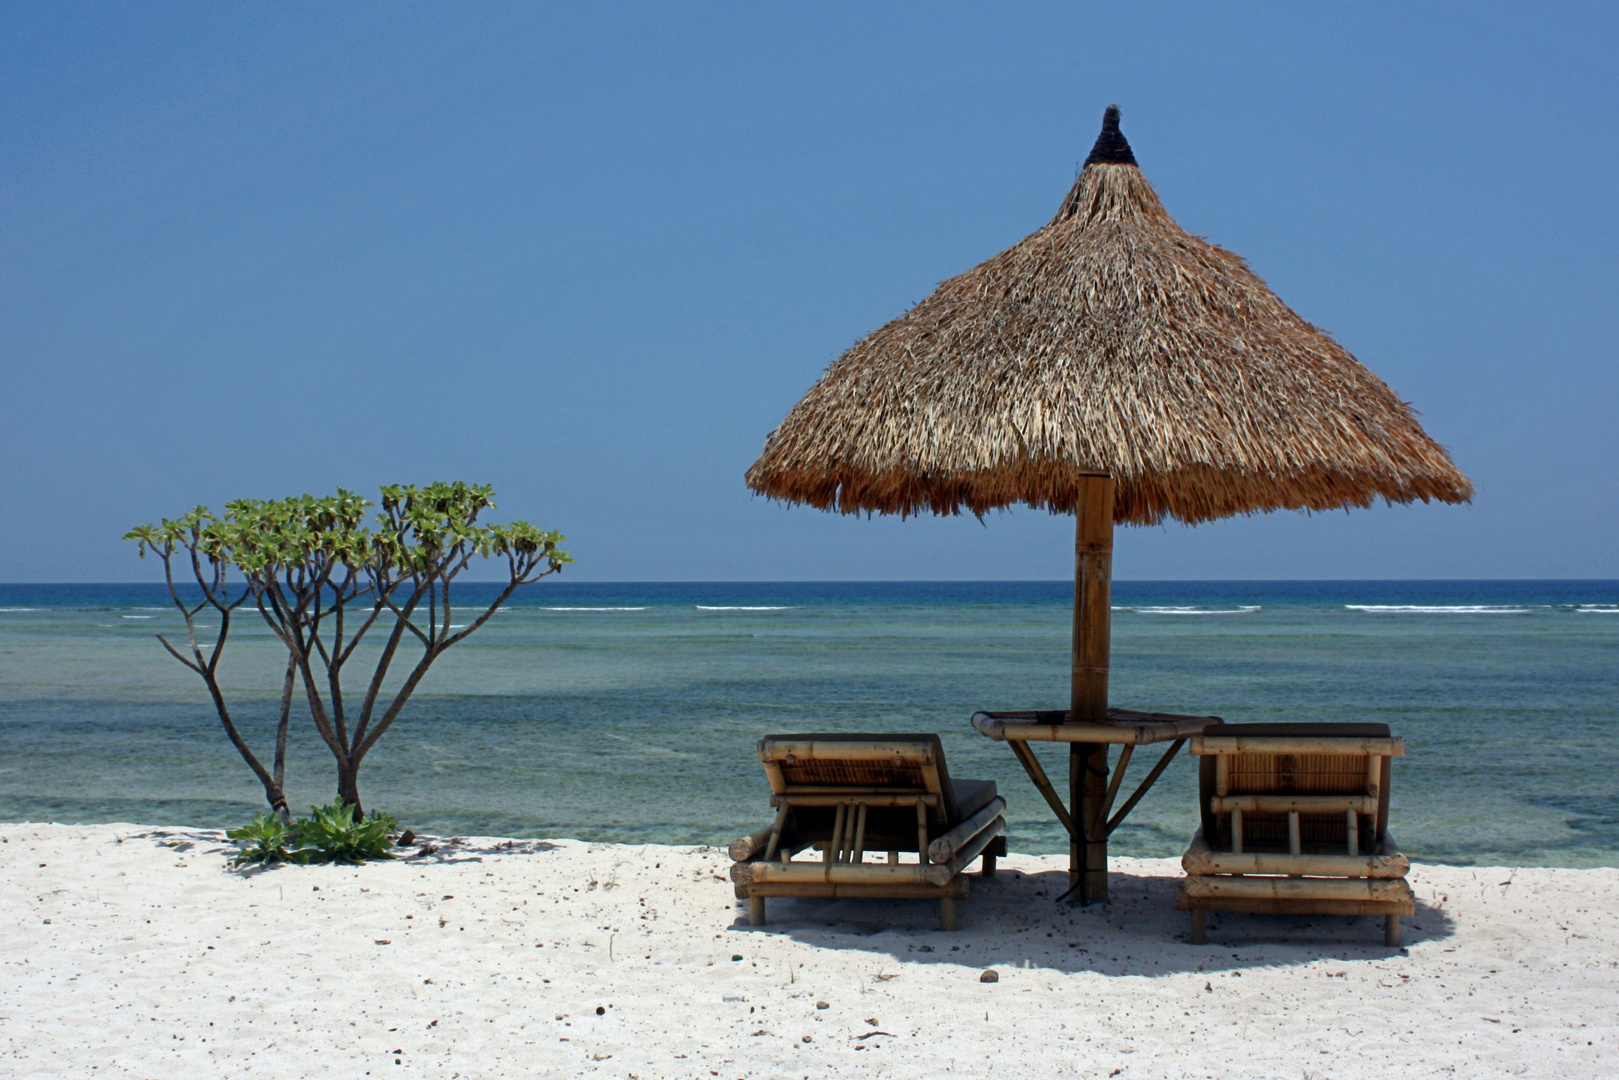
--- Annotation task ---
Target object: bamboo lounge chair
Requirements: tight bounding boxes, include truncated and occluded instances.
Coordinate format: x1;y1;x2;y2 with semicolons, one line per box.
728;734;1008;930
1179;723;1414;946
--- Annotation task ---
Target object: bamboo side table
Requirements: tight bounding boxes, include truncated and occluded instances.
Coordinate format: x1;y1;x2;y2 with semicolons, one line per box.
972;708;1222;903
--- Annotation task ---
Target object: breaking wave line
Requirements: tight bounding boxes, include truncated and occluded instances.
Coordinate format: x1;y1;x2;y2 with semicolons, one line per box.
1346;605;1530;614
1116;605;1261;615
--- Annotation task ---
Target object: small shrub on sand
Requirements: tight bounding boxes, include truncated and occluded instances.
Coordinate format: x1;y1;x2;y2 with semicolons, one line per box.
291;801;398;865
226;812;300;867
226;801;398;867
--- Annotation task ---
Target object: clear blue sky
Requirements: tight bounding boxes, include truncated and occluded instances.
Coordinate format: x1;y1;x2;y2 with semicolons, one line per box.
2;4;1614;581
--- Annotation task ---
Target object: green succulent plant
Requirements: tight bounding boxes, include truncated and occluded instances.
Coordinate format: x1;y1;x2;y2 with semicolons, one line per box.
291;801;397;864
226;812;302;867
227;801;401;867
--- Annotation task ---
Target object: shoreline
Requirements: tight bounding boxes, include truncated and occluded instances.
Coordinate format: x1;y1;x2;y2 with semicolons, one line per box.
4;822;1616;1077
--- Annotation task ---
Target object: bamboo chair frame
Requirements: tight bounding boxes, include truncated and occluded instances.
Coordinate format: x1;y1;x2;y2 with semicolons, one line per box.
1179;724;1414;946
729;734;1007;930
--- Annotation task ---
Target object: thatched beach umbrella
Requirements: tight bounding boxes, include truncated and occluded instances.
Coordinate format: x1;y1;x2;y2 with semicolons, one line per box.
747;106;1471;900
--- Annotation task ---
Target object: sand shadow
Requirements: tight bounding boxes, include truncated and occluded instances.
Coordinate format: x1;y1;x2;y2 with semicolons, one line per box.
132;826;288;878
729;866;1455;975
126;826;556;871
397;836;560;863
129;827;232;854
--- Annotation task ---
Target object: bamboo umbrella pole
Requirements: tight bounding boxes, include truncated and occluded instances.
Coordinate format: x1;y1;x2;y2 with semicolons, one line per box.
1071;475;1114;903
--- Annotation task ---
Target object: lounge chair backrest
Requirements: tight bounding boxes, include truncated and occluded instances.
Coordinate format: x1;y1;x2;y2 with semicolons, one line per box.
1193;723;1403;852
757;734;958;825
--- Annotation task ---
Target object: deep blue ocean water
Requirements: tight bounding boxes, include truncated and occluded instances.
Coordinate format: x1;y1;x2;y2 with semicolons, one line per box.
1;580;1615;867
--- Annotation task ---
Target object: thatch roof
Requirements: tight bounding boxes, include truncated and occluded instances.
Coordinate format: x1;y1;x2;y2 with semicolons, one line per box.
746;106;1472;526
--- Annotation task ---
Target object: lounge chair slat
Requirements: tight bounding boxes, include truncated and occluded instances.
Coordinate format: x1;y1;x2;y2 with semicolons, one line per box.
729;821;778;863
742;880;969;901
1182;829;1408;878
1192;736;1404;756
1178;894;1414;919
769;792;937;807
1211;794;1378;814
1180;874;1415;907
758;740;940;763
927;796;1008;865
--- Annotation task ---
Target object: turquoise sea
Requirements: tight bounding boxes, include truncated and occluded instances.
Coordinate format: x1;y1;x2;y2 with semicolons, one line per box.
1;581;1615;867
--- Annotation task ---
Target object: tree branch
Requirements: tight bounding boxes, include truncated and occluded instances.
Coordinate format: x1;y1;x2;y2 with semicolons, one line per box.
350;585;425;750
154;633;204;674
354;644;441;763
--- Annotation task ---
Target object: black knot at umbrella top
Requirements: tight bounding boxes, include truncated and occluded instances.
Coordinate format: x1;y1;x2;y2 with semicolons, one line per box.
746;105;1472;526
1083;104;1136;166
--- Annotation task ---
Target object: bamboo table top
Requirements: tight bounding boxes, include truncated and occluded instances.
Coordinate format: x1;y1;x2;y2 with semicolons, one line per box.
972;708;1222;746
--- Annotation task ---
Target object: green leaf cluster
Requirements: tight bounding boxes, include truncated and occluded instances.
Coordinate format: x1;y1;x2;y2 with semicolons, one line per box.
129;483;571;585
226;801;400;867
125;505;233;564
291;801;398;865
225;812;298;867
221;489;376;577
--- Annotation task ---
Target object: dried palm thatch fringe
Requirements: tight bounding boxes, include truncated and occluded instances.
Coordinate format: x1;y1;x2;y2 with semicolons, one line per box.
746;106;1472;526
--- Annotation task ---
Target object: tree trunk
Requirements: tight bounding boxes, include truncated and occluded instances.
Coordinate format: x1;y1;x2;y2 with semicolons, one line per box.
337;763;363;820
273;652;296;824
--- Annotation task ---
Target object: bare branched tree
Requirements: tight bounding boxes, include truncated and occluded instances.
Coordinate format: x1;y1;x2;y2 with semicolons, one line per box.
132;483;570;819
126;509;298;821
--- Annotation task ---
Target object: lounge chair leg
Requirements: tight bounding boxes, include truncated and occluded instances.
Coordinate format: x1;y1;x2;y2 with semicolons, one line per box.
1190;909;1206;945
1384;914;1400;947
940;897;957;932
981;853;997;878
749;895;766;927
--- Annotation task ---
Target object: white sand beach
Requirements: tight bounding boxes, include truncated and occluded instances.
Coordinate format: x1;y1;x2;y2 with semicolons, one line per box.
3;823;1616;1078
